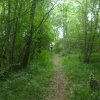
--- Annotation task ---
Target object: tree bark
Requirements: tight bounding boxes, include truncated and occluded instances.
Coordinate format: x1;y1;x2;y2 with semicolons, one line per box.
21;0;37;67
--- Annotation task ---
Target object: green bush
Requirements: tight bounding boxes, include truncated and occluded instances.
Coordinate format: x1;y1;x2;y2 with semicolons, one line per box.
0;51;54;100
62;54;100;100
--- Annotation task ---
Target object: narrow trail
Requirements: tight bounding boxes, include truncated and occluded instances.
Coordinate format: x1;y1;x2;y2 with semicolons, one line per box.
46;54;67;100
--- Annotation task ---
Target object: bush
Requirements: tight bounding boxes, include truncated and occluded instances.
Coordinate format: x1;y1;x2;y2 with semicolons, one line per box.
62;54;100;100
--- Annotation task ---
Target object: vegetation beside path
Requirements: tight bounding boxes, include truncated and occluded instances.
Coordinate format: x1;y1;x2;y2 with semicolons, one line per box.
62;53;100;100
0;51;54;100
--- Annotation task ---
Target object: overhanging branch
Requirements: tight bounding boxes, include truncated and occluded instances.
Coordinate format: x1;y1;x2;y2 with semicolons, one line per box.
35;0;62;33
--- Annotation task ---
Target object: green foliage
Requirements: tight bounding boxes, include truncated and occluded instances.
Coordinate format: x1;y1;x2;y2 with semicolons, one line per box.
62;53;100;100
0;51;54;100
54;39;63;53
0;0;55;71
0;0;100;99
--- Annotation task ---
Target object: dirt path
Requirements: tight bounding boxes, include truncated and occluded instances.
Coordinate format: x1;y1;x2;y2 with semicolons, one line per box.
46;55;67;100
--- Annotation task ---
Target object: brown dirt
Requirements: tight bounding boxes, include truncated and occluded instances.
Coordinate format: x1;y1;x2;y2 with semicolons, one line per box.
46;54;68;100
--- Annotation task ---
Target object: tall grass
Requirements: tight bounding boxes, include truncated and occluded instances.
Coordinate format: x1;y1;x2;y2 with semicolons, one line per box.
62;53;100;100
0;50;54;100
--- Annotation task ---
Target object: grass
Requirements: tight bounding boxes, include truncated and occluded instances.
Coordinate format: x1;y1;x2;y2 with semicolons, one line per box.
62;53;100;100
0;51;54;100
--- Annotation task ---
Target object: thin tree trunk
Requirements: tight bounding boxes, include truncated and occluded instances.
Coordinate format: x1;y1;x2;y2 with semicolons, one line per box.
7;0;11;65
10;0;18;64
83;0;89;63
11;0;23;65
21;0;37;67
88;0;100;60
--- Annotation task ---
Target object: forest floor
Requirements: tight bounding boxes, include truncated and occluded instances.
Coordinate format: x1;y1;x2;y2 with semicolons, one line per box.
46;54;68;100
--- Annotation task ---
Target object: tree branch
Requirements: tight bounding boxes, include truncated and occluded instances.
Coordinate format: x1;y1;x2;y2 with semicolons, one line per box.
35;0;62;33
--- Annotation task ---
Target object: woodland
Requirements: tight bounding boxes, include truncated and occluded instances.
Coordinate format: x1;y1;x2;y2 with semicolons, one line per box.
0;0;100;100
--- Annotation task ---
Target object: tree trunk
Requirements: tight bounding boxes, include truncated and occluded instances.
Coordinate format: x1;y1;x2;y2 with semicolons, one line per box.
7;0;11;66
11;0;23;65
21;0;37;67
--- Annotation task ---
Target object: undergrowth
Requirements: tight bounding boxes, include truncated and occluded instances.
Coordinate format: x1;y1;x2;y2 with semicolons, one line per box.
62;53;100;100
0;51;54;100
